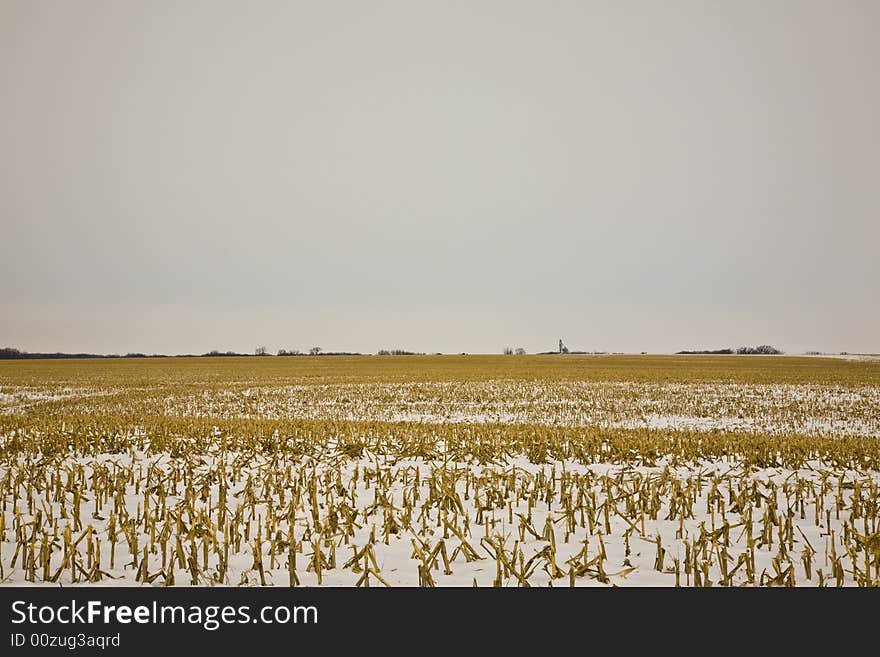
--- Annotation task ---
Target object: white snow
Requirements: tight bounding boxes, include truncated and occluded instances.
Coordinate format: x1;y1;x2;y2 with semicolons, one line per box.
1;449;876;587
159;381;880;437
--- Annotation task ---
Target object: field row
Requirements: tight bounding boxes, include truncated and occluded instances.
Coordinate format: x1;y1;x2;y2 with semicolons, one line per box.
4;379;880;438
161;381;880;437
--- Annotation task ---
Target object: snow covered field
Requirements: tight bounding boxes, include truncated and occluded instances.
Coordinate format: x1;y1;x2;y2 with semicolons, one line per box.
1;355;878;587
1;448;877;587
0;386;118;414
161;381;880;438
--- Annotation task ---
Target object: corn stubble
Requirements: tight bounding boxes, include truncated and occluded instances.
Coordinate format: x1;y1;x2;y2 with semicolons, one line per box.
0;355;878;587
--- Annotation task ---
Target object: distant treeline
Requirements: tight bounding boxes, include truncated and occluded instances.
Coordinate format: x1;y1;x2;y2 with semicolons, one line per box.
276;351;363;356
0;347;172;360
2;345;788;360
0;347;363;360
677;345;784;355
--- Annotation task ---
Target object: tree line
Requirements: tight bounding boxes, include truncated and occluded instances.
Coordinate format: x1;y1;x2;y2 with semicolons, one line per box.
1;344;789;360
676;345;784;355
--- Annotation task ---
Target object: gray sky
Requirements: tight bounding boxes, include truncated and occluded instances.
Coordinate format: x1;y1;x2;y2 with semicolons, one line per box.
2;1;878;355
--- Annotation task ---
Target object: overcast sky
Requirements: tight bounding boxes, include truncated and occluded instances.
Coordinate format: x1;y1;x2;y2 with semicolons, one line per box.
2;1;878;355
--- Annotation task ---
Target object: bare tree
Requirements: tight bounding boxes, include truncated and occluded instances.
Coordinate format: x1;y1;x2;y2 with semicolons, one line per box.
515;347;526;355
503;347;513;355
309;346;322;356
255;346;268;356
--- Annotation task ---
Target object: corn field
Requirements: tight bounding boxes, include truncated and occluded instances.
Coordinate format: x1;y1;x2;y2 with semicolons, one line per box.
1;355;878;587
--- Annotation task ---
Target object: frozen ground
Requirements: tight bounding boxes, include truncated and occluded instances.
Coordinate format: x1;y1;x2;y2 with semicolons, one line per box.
2;369;877;587
802;354;880;362
0;386;120;414
2;450;878;587
159;381;880;437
